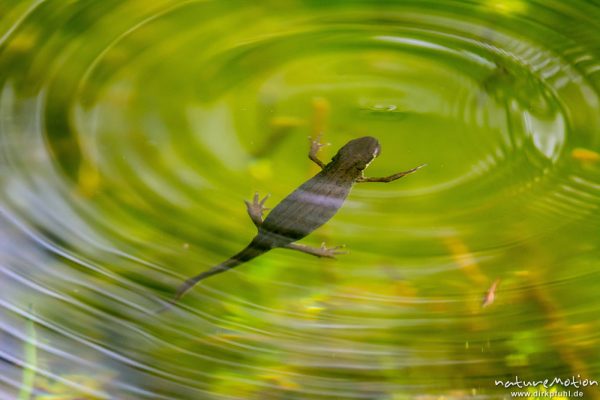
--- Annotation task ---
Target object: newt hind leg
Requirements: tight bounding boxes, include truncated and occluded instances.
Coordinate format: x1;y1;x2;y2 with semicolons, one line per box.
245;192;270;227
285;242;347;259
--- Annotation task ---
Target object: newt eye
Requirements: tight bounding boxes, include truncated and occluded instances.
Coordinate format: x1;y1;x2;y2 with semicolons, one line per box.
373;145;381;158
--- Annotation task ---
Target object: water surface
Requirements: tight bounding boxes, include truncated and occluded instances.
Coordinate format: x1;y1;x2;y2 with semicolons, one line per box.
1;1;600;399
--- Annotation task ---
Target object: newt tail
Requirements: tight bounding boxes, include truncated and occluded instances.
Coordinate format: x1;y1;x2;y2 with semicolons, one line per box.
174;239;269;301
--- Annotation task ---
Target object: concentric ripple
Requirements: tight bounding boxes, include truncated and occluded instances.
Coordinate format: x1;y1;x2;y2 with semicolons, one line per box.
2;1;600;399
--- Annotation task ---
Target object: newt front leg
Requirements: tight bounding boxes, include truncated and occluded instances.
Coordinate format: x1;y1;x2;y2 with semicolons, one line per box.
357;163;426;183
308;134;328;169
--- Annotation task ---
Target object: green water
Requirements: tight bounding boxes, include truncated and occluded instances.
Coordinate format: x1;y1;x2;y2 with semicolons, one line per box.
1;0;600;399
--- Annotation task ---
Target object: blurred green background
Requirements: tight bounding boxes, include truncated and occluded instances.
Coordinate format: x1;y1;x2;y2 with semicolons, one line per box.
1;0;600;399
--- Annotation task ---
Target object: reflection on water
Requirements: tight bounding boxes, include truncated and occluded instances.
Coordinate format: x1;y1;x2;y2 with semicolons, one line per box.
1;0;600;399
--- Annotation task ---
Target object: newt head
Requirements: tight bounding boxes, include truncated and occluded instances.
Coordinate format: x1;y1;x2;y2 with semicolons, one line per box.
332;136;381;171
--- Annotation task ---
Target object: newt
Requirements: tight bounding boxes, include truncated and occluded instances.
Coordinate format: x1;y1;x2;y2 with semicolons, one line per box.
173;136;424;301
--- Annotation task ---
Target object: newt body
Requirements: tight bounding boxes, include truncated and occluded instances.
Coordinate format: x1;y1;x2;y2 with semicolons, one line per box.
173;136;423;301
